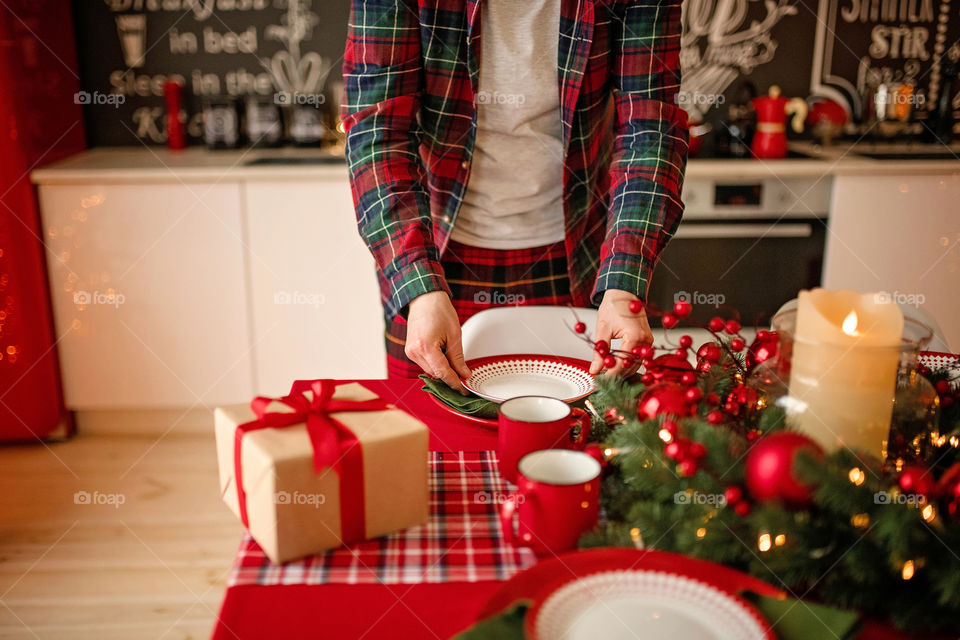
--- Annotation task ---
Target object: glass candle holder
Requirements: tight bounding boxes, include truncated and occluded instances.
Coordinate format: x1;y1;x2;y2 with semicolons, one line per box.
748;309;937;460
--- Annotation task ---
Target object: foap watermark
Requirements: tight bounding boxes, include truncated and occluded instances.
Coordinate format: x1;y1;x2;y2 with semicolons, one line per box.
274;91;326;107
674;290;725;308
675;91;726;108
274;290;326;308
274;490;326;507
74;490;126;509
874;291;926;308
74;290;125;308
474;491;524;505
476;90;527;106
674;490;726;506
474;291;525;305
74;90;126;108
874;491;927;507
876;91;926;108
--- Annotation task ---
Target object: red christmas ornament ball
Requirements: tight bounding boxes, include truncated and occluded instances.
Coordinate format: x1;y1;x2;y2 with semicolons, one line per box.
898;466;935;497
936;463;960;500
734;501;752;517
688;441;707;459
698;343;723;364
678;459;699;477
724;485;744;504
745;432;823;507
637;383;696;420
645;353;695;384
745;331;780;372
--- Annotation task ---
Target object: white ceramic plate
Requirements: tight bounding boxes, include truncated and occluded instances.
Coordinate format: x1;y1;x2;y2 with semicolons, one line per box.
531;570;772;640
462;354;595;403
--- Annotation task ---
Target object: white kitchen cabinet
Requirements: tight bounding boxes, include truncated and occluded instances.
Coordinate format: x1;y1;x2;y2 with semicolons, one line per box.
823;174;960;350
38;182;255;408
244;177;386;396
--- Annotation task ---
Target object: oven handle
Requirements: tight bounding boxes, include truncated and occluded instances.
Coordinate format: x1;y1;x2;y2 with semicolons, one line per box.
674;223;813;239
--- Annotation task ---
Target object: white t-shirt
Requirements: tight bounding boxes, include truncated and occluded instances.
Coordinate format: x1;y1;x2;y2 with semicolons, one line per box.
449;0;566;250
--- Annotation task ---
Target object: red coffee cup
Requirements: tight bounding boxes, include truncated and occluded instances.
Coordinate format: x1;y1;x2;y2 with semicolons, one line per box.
499;449;601;556
498;396;591;484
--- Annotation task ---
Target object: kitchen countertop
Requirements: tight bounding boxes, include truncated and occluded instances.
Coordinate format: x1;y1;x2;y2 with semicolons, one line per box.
30;141;960;185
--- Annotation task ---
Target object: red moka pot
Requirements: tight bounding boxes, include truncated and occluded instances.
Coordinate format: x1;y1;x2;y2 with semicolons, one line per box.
751;86;807;159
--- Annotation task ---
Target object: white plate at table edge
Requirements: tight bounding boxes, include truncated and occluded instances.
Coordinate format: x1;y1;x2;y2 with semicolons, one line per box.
528;568;774;640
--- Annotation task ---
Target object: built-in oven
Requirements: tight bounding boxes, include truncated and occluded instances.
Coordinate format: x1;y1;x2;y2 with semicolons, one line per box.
646;175;832;327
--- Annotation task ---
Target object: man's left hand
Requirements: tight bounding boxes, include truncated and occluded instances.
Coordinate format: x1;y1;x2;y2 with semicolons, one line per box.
590;289;654;377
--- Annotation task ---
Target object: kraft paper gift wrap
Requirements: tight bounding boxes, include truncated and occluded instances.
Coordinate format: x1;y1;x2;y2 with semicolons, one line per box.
215;382;429;564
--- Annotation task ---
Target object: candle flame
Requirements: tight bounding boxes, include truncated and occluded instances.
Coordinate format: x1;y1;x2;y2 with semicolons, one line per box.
842;311;859;336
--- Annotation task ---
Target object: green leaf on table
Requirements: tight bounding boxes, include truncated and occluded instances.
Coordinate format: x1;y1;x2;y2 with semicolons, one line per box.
450;602;528;640
746;593;861;640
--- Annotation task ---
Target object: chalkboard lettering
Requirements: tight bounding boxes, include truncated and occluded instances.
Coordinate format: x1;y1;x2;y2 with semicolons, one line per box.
103;0;270;21
840;0;935;23
203;26;258;54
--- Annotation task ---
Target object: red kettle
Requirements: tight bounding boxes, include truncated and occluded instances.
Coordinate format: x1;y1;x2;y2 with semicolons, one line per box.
751;86;807;159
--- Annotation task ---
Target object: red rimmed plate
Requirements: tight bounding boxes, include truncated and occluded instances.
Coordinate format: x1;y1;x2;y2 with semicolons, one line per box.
462;354;595;403
478;549;781;640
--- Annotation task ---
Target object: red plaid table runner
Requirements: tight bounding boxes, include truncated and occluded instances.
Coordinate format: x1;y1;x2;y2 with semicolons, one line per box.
227;451;537;586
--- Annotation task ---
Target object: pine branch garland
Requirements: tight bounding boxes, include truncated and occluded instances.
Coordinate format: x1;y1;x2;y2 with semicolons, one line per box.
584;360;960;634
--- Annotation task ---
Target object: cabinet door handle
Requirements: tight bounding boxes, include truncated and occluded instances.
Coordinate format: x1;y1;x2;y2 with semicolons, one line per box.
674;223;813;240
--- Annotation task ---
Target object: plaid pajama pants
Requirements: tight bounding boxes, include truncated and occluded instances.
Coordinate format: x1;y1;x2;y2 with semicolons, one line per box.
385;239;573;379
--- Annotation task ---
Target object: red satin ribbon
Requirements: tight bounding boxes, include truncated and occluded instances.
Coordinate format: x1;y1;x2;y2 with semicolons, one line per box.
232;380;389;544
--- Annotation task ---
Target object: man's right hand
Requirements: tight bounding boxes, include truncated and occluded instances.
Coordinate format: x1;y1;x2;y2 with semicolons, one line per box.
404;291;472;394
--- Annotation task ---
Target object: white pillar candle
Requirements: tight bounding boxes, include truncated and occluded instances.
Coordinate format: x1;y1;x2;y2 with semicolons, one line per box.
788;289;903;457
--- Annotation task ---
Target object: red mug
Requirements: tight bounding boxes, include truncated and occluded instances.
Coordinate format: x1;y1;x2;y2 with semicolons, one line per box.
497;396;591;484
500;449;601;556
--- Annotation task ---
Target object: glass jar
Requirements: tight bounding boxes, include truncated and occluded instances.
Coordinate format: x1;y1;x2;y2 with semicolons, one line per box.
747;308;938;463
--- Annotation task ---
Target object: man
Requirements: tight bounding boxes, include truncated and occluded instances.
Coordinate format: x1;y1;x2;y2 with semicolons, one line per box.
342;0;688;391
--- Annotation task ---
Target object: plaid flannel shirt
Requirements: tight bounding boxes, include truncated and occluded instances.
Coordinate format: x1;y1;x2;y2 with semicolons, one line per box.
342;0;688;319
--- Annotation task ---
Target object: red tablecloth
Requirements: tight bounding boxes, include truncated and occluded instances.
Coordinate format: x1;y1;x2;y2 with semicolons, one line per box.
213;379;507;640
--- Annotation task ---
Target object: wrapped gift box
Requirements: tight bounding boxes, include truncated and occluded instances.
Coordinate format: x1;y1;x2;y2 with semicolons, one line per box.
215;381;429;564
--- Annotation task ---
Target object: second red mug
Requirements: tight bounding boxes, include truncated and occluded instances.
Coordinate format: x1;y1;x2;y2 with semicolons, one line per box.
499;449;602;556
497;395;590;484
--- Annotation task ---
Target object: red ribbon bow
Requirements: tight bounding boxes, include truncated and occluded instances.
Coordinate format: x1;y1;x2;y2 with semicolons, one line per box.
233;380;389;543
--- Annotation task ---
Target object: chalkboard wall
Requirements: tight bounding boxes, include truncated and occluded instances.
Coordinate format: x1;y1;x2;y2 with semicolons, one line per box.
72;0;351;146
72;0;959;147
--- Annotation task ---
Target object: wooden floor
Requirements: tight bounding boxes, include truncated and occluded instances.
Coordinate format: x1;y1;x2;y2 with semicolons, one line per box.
0;421;239;639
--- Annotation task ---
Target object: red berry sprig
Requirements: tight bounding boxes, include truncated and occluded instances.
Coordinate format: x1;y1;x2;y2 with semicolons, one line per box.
567;302;753;382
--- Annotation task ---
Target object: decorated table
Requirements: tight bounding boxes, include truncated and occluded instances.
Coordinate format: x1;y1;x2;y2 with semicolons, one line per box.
212;292;960;640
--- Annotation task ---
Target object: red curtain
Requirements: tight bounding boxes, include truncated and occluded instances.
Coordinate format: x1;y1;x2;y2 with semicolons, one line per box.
0;1;85;439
